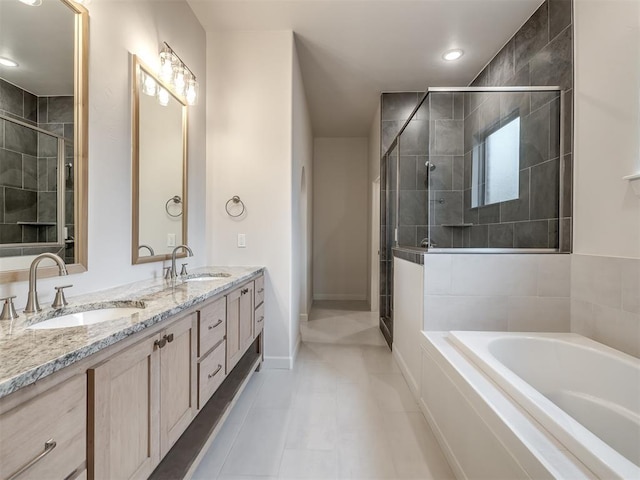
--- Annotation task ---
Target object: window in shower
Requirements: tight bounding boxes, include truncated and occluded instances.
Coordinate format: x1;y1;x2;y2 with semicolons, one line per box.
472;115;520;207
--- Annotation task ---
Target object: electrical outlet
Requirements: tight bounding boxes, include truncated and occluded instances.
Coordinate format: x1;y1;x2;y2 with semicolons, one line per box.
237;233;246;248
167;233;176;247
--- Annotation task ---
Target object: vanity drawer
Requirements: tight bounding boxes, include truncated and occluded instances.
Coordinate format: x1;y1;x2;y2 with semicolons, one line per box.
0;374;86;480
254;302;265;338
254;275;265;307
198;340;227;409
198;297;226;357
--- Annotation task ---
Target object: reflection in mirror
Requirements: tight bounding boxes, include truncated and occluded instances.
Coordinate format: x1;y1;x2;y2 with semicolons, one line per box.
0;0;88;282
132;56;187;264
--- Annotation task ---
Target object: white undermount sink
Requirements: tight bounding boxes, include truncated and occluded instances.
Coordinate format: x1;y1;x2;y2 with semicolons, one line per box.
183;273;231;282
28;306;144;330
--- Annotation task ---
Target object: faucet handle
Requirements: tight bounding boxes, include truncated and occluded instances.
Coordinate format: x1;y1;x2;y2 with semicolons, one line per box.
180;263;188;276
52;285;73;309
164;267;172;280
0;296;18;321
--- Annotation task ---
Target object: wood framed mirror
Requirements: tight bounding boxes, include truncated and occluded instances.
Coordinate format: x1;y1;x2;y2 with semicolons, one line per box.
0;0;88;283
131;55;188;265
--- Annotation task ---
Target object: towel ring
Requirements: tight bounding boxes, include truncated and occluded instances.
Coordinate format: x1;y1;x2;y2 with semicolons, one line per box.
225;195;245;217
165;195;183;217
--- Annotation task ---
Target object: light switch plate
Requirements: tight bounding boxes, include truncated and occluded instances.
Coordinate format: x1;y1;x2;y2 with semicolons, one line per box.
167;233;176;247
237;233;246;248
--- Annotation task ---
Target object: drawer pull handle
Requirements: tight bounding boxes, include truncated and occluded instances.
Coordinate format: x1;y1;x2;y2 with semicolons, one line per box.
258;288;264;293
154;338;167;349
8;439;56;480
208;364;223;379
257;316;264;323
164;333;174;343
208;319;223;330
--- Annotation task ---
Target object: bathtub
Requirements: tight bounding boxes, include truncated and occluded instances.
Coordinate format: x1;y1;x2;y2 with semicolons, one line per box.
420;331;640;479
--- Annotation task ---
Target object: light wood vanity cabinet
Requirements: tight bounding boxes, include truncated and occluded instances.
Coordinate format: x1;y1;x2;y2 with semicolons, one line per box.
0;374;86;480
88;312;196;480
226;281;254;373
254;275;265;339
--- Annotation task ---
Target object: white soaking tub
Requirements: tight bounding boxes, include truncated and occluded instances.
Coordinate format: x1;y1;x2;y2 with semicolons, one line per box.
446;332;640;479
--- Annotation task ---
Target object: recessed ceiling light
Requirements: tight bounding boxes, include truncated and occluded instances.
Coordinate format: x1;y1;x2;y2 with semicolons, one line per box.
442;49;464;61
19;0;42;6
0;57;18;68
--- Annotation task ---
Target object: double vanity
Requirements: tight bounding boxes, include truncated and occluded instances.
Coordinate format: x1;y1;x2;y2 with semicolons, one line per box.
0;266;266;480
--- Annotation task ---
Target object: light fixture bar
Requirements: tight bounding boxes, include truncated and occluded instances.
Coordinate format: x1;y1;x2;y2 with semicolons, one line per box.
162;42;196;81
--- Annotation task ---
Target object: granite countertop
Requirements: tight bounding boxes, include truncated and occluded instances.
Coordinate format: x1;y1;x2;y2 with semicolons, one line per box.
0;266;264;400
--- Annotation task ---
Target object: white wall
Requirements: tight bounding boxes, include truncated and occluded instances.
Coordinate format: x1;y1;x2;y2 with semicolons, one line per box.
313;137;368;301
393;257;423;397
207;30;297;368
291;38;314;349
573;0;640;259
367;102;381;310
0;1;207;306
570;0;640;356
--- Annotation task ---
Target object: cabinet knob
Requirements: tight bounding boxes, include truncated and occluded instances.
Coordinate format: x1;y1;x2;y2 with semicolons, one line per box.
257;316;264;323
154;338;167;349
163;333;174;343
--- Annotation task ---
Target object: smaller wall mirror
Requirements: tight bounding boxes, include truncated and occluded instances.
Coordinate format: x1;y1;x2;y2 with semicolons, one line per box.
132;56;187;264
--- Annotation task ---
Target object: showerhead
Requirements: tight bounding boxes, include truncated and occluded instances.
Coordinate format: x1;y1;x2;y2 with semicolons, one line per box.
425;160;436;172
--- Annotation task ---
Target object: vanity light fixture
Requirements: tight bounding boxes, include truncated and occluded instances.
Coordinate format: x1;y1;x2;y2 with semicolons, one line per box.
157;42;198;106
18;0;42;6
0;57;18;67
141;71;157;96
442;49;464;61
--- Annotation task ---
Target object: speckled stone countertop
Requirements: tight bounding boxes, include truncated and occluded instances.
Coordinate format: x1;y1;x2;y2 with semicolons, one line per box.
0;266;264;400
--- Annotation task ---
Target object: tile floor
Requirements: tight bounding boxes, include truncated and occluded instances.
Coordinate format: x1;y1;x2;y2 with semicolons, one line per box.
193;301;455;480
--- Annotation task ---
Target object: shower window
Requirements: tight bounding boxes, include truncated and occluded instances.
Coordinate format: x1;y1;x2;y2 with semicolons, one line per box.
472;115;520;207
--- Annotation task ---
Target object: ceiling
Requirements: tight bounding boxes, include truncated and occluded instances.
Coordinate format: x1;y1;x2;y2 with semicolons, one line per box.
187;0;543;137
0;0;75;96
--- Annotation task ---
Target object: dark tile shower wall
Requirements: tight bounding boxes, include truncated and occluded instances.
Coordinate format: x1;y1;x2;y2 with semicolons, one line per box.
0;78;74;260
464;0;573;250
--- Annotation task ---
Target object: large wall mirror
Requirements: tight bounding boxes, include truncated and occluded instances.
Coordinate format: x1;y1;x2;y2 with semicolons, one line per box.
0;0;88;283
132;56;187;264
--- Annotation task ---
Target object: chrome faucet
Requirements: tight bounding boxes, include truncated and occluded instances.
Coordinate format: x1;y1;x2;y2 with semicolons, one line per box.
170;245;193;279
420;237;437;248
24;253;68;313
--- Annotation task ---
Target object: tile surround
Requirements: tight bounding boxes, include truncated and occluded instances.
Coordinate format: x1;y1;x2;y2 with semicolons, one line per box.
570;254;640;356
424;253;572;333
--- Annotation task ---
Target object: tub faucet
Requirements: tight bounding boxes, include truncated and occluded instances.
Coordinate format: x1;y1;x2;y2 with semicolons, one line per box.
24;253;68;313
170;245;193;279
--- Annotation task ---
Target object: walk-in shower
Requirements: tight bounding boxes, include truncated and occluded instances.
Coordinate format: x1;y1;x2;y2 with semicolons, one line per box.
380;86;567;346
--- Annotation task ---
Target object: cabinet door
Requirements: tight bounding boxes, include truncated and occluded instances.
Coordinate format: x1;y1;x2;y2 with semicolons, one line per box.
239;281;254;351
0;375;86;480
159;313;197;457
226;287;242;372
88;334;161;480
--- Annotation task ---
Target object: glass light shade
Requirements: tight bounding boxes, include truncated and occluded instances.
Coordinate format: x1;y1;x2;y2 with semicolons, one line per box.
186;78;198;106
174;66;186;97
159;48;174;83
157;87;170;107
141;72;157;96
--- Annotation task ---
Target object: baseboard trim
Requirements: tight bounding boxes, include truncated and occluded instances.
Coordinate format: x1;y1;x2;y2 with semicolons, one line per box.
313;294;367;301
263;356;292;369
300;313;309;323
392;347;420;401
